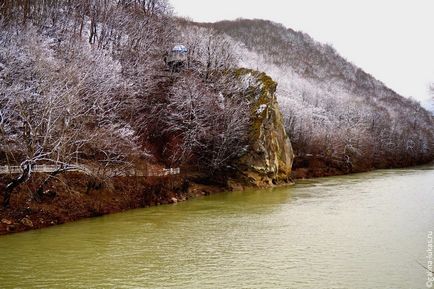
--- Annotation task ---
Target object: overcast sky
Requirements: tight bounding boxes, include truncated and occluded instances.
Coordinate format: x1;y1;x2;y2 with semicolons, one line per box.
170;0;434;105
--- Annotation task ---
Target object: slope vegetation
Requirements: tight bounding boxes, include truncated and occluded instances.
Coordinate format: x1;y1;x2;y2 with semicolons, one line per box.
197;19;434;176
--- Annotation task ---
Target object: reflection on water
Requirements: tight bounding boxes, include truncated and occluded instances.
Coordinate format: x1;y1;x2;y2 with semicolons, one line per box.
0;165;433;289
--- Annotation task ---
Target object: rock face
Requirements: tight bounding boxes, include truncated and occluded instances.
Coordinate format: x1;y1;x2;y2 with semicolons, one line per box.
230;69;294;188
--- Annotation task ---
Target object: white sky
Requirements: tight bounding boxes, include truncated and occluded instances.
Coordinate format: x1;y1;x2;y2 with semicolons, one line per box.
170;0;434;104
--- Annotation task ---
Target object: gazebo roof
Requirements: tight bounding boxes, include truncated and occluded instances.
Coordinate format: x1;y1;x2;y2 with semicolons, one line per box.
172;45;188;53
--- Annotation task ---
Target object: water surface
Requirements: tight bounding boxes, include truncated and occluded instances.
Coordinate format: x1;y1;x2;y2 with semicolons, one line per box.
1;166;433;288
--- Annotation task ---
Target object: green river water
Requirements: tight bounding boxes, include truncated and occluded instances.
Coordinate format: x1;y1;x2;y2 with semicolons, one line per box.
0;166;434;289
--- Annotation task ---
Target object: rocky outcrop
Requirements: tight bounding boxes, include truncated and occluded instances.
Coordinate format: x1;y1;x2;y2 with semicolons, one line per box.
229;69;294;188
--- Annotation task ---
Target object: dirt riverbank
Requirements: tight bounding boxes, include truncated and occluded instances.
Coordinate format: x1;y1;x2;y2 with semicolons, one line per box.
0;172;227;235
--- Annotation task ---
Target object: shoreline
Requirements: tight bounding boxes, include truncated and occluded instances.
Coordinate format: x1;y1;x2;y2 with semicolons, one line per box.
1;162;433;236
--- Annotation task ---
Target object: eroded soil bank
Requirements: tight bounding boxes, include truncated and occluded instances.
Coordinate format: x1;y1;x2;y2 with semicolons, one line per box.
0;172;225;235
2;160;430;235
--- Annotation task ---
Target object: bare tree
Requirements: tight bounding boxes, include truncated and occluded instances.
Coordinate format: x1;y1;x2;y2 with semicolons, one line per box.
178;25;239;80
0;26;140;207
160;73;249;171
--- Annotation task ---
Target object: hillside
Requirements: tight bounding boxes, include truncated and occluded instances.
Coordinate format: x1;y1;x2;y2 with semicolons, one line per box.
187;19;434;176
0;1;294;233
1;1;434;233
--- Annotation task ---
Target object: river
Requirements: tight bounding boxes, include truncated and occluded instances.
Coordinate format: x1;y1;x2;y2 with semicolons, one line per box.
0;166;433;289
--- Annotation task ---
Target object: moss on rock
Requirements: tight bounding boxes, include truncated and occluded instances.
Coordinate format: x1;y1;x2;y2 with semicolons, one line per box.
229;69;294;188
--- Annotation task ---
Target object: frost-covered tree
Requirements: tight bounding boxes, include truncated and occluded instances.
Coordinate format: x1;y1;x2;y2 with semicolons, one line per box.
160;73;249;171
175;23;239;80
0;26;140;207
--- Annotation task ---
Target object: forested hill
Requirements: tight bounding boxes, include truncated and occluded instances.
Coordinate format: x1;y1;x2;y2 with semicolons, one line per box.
0;1;434;232
189;18;434;176
1;1;433;183
208;19;420;105
0;0;294;215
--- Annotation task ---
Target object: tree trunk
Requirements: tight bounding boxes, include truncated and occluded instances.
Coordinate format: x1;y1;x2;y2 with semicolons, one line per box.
3;162;32;208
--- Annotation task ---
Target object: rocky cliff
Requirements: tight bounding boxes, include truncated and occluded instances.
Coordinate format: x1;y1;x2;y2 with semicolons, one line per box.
229;69;294;188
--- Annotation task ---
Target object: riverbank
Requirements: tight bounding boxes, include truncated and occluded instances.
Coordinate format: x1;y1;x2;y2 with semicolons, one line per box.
291;154;434;179
1;160;432;235
0;171;236;235
0;173;173;234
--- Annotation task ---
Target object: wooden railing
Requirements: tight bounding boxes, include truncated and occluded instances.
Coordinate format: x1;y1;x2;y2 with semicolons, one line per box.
148;167;180;177
0;165;180;177
0;165;87;174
